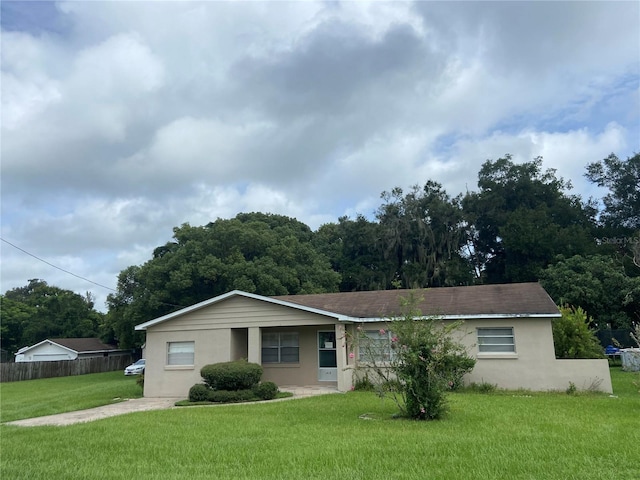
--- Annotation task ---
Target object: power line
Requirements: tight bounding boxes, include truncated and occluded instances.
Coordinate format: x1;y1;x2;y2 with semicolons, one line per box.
0;237;117;292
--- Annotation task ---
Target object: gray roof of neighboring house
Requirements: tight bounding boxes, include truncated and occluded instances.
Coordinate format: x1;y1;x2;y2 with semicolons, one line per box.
47;338;120;353
273;282;559;319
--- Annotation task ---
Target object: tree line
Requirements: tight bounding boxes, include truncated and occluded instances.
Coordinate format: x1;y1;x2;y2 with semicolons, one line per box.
2;153;638;353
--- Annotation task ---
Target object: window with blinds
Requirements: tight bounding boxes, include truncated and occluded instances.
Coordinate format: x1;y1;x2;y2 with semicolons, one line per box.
477;328;515;353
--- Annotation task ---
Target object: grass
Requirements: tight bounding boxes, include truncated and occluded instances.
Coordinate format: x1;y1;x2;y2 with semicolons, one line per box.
0;371;143;423
1;368;638;480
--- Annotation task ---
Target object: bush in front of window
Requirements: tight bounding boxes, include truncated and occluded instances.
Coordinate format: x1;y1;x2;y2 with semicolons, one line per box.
201;359;263;391
350;294;476;421
252;381;279;400
188;384;210;402
207;389;255;403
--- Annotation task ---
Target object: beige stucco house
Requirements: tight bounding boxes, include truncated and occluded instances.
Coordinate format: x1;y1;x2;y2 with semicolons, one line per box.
135;283;612;397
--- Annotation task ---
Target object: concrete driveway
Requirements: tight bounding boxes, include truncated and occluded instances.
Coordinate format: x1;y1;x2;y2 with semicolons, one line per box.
4;397;182;427
4;385;339;427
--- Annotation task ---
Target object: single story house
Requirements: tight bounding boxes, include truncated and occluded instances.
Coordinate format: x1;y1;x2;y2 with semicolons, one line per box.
135;283;612;397
15;338;128;362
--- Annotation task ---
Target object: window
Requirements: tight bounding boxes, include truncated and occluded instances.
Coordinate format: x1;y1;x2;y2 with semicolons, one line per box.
477;328;515;353
262;332;299;364
358;330;394;363
167;341;195;365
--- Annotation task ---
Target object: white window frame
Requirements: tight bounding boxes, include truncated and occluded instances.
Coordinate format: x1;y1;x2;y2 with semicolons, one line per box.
477;327;515;354
167;341;195;366
261;332;299;364
358;330;395;363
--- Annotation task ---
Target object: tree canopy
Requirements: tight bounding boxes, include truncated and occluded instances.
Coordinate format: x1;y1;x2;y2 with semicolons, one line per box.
586;153;640;231
540;255;640;330
462;155;597;283
1;279;104;355
103;213;341;348
7;152;636;350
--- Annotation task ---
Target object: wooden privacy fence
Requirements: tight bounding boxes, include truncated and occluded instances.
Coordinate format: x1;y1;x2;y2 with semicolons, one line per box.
0;355;134;383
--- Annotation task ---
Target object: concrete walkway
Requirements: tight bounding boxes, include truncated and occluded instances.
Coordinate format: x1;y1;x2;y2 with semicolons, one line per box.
5;386;340;427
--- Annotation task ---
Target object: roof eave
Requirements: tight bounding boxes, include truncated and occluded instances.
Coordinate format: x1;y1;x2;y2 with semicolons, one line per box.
341;313;561;323
135;290;344;330
15;339;79;355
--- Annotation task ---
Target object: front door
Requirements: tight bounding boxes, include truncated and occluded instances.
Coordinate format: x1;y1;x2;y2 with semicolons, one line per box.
318;331;337;382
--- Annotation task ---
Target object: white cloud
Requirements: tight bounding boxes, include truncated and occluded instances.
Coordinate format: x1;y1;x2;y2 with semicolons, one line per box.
1;0;638;304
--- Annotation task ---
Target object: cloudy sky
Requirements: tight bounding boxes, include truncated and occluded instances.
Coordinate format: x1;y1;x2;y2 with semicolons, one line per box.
1;1;638;311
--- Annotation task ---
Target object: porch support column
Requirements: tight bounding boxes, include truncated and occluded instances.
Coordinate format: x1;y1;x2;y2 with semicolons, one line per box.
335;323;351;392
247;327;261;365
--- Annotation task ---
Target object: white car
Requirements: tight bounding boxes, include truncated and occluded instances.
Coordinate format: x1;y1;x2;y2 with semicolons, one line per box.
124;359;145;376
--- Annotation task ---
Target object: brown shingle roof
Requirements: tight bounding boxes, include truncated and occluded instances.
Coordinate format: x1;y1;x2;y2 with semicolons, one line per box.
49;338;120;353
273;282;559;319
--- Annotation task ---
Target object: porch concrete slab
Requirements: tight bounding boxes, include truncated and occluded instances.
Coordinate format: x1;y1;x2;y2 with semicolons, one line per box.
4;386;340;427
279;385;341;397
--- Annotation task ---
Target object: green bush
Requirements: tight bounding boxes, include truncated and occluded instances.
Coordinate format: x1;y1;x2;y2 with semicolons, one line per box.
351;294;476;421
189;384;210;402
201;360;263;391
466;382;497;394
207;389;255;403
253;381;279;400
441;355;476;390
353;374;376;392
553;306;605;359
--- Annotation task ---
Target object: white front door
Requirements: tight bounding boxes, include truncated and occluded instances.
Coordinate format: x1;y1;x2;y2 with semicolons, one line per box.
318;331;337;382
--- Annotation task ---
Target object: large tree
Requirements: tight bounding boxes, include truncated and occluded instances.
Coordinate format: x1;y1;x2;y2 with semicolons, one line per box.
105;213;341;348
586;153;640;271
586;153;640;231
376;181;474;288
313;215;391;291
1;279;104;355
463;155;598;283
540;255;640;330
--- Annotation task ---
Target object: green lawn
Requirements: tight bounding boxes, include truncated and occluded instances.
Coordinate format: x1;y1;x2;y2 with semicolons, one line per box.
0;371;143;423
1;369;638;480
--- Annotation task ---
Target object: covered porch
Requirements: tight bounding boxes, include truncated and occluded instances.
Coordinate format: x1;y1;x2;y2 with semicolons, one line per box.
232;323;353;391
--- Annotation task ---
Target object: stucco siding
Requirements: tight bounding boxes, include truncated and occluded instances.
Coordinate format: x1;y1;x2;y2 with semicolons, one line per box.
261;326;337;387
353;318;612;393
140;293;612;396
143;328;232;397
143;297;343;397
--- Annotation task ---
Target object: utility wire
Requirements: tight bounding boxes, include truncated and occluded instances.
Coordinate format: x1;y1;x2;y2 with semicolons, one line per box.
0;236;117;292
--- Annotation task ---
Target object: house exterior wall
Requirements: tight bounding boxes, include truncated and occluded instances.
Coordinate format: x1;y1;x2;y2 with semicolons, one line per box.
15;343;77;362
143;328;232;397
143;296;340;398
354;318;612;393
141;295;612;397
261;325;334;387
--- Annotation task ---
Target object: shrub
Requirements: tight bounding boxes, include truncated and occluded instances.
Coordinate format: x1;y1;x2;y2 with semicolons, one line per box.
189;384;210;402
467;382;497;394
353;374;376;392
441;355;476;390
136;374;144;390
553;306;605;359
351;294;475;421
201;360;263;391
207;389;255;403
253;381;279;400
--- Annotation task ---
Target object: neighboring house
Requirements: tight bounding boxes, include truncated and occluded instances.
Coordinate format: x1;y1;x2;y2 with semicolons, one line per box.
135;283;613;397
15;338;128;362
